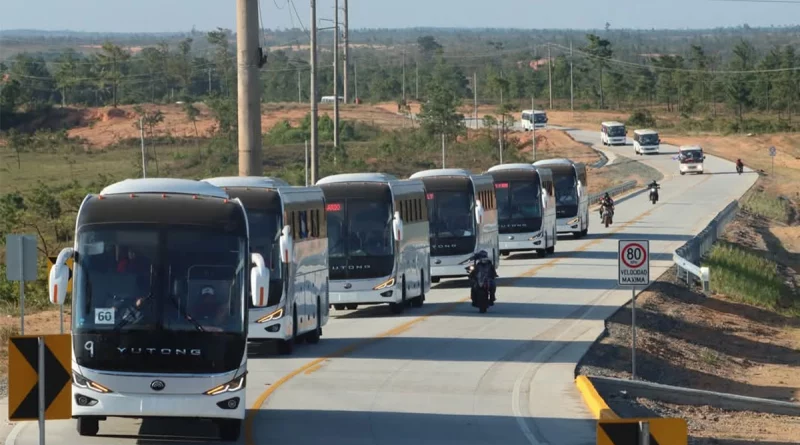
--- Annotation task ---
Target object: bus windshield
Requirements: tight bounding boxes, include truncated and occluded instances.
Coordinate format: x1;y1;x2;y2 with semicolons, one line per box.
326;198;394;280
245;208;283;307
73;225;246;335
607;126;626;137
426;189;476;256
533;113;547;123
554;174;579;218
495;181;543;233
639;134;659;145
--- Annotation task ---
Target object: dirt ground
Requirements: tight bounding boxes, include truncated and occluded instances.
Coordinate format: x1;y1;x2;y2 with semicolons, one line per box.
0;310;72;397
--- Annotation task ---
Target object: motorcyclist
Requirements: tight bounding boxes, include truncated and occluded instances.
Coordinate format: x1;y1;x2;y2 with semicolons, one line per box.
600;193;615;218
736;158;744;173
648;180;660;200
469;250;497;304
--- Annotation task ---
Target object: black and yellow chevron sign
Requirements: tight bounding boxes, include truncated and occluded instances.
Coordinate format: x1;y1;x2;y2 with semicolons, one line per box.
597;418;687;445
8;334;72;421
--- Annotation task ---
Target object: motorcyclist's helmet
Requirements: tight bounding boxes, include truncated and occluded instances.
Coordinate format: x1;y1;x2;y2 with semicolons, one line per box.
474;250;489;260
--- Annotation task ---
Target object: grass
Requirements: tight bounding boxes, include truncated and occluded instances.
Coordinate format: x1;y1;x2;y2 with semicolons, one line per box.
741;186;792;224
704;241;797;315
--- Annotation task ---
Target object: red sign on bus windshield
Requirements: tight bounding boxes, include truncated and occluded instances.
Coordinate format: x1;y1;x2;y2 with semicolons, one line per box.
326;203;342;212
426;193;434;200
494;182;509;189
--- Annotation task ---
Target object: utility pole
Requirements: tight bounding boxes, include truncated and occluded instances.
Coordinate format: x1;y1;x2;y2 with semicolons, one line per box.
441;133;446;168
402;49;406;102
333;0;340;148
415;59;419;100
208;68;212;95
473;72;478;129
297;68;302;102
343;0;349;104
548;44;553;109
310;0;319;184
531;95;537;162
236;0;262;176
139;117;147;178
354;59;359;101
570;40;574;115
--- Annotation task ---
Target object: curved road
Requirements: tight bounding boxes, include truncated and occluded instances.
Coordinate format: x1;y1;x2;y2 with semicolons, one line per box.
9;130;758;445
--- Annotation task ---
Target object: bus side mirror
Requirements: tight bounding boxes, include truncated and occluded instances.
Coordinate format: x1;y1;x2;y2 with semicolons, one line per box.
577;181;583;197
279;225;294;264
475;200;484;225
48;247;73;305
541;190;548;209
392;211;404;242
250;253;270;308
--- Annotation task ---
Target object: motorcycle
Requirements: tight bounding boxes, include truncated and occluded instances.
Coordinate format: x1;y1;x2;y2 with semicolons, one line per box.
599;202;614;228
461;255;495;313
649;185;659;204
736;162;744;175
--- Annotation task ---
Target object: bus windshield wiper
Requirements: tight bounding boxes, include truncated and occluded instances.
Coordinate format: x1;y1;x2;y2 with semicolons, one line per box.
165;294;206;333
113;292;154;332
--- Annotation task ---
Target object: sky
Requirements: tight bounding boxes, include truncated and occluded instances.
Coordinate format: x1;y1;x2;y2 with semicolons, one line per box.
1;0;798;33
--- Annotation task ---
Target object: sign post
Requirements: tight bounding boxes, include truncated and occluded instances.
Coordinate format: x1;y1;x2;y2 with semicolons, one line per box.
618;240;650;380
769;145;776;176
5;234;38;335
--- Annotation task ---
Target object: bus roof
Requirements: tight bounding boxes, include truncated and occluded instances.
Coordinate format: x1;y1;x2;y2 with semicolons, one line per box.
487;163;538;173
534;158;576;166
634;129;658;135
100;178;229;199
316;172;398;185
601;121;625;127
409;168;473;179
679;145;703;151
521;109;546;114
202;176;291;189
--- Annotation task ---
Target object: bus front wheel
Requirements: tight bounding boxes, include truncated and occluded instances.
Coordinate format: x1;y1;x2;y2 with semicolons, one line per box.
76;417;99;436
217;419;242;442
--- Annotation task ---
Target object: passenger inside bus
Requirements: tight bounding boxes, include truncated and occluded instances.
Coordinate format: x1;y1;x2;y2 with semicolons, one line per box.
188;285;228;331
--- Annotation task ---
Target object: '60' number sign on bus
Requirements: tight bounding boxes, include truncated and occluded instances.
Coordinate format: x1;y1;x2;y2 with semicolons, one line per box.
618;240;650;286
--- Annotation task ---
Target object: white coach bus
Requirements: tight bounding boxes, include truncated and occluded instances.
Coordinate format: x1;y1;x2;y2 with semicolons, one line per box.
521;109;548;130
487;164;557;257
317;173;431;314
600;121;627;145
409;168;499;283
47;178;271;441
203;176;329;356
534;159;589;238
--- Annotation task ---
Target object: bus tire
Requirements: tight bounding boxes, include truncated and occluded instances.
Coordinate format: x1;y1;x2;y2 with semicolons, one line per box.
431;277;440;284
76;417;99;436
389;278;406;314
306;297;322;344
333;304;346;311
217;419;242;442
411;270;425;308
277;310;297;355
345;304;358;310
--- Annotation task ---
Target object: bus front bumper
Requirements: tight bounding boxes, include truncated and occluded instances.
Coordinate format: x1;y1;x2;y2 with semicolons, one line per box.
557;217;581;234
499;232;544;252
73;387;245;420
329;287;400;305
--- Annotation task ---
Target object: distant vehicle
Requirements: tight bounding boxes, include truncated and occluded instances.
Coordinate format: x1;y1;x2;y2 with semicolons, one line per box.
487;163;557;257
317;173;430;314
47;178;271;441
601;121;627;146
534;159;590;238
521;109;548;130
409;169;499;283
633;129;660;155
320;96;344;103
203;176;329;356
678;145;706;175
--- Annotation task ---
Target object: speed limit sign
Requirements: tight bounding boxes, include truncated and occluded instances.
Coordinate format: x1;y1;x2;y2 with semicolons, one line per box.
619;240;650;286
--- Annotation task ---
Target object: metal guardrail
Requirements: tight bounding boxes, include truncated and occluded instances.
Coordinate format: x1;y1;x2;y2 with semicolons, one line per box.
588;180;638;206
673;200;740;292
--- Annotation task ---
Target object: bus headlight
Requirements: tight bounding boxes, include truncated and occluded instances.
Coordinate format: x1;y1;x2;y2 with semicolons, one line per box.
256;308;283;323
373;277;395;290
567;217;580;225
73;371;112;393
204;374;247;396
528;231;542;241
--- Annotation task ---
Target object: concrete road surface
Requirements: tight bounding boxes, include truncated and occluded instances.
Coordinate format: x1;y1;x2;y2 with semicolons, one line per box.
7;131;757;445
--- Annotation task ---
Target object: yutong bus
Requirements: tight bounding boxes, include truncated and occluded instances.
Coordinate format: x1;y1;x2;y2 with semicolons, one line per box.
534;159;589;238
47;178;271;441
409;169;499;283
521;109;548;130
317;173;430;314
487;164;557;257
203;176;329;356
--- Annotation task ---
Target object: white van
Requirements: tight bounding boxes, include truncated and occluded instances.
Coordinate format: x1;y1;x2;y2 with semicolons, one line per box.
633;129;660;155
521;110;547;130
601;121;627;146
678;145;705;175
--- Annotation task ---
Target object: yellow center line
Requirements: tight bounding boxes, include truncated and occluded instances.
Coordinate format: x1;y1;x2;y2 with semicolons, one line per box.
243;175;712;444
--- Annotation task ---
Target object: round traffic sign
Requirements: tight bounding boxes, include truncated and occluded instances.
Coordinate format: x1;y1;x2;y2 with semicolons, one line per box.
621;243;647;268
